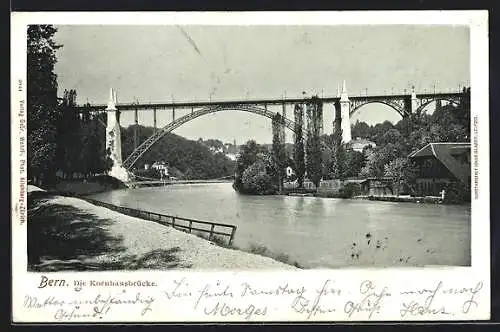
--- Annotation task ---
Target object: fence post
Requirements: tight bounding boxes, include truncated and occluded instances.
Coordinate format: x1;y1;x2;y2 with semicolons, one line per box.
209;224;215;240
189;220;193;233
229;226;237;246
172;217;176;228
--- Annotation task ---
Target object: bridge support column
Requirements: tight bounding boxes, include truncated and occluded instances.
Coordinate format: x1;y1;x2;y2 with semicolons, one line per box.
134;106;138;149
411;86;419;114
106;88;130;182
153;107;157;132
340;80;352;143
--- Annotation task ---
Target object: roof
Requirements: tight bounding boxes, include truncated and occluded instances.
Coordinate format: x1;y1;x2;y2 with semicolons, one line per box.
408;142;471;185
408;142;470;158
344;179;368;184
349;138;376;145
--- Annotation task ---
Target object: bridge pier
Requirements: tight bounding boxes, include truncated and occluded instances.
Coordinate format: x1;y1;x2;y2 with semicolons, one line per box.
153;107;157;133
106;88;130;183
411;87;419;114
339;80;352;143
134;105;138;149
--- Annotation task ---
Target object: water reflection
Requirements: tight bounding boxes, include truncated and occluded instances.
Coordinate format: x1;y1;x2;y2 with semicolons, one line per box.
90;183;471;268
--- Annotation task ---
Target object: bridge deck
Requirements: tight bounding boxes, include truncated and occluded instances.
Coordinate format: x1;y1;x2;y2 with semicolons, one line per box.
76;92;463;112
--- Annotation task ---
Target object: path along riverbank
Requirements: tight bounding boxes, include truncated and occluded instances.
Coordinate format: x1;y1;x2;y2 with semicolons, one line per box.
27;185;297;271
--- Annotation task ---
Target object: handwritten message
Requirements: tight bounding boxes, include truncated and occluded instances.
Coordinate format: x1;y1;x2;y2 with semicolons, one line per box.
16;274;486;322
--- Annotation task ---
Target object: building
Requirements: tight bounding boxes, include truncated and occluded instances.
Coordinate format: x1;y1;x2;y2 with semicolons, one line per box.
286;166;295;178
409;142;471;196
346;137;376;153
151;161;169;176
209;146;224;154
225;153;237;161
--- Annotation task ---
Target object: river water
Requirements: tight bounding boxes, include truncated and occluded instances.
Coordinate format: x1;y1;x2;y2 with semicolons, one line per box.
89;182;470;268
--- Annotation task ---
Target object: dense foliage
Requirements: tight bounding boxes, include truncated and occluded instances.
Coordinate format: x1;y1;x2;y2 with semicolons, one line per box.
233;140;276;194
272;113;287;192
54;90;112;179
27;25;113;184
305;98;323;188
121;125;235;180
240;154;278;195
27;25;62;184
293;104;306;188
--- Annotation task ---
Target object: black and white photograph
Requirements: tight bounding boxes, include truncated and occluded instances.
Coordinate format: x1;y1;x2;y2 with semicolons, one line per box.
11;10;492;323
24;23;474;272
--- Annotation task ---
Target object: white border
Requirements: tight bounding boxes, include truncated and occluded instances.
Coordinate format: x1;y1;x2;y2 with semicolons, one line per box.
11;11;490;322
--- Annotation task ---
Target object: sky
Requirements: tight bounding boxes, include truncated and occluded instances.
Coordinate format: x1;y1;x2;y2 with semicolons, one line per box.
53;25;470;144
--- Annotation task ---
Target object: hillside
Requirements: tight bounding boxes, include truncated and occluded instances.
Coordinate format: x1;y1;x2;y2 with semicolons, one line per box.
121;125;235;180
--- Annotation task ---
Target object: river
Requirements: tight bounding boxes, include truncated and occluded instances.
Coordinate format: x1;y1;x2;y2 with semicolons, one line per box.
89;182;471;268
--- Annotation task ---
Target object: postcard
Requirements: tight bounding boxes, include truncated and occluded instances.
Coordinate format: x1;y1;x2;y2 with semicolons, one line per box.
11;10;490;322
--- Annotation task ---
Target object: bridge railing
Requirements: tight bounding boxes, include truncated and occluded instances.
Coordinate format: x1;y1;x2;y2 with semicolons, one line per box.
83;198;237;246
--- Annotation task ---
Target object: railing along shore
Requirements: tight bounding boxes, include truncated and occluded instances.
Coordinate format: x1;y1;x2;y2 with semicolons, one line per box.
83;198;237;246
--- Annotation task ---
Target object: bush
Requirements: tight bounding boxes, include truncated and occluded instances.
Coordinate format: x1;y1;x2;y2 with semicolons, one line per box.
443;182;470;204
240;160;278;195
338;182;361;199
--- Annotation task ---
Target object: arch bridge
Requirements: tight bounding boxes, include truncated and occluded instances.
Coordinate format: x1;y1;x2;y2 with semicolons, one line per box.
78;85;468;182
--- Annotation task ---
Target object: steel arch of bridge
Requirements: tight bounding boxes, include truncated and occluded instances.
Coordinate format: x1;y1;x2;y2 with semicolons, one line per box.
122;104;302;170
349;96;463;118
350;100;408;118
415;97;461;114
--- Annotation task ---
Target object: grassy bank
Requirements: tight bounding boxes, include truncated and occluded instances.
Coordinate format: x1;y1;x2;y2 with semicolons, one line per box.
192;232;303;268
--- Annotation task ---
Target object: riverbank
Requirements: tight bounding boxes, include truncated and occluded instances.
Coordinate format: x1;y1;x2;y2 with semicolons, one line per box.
52;175;127;196
354;195;443;204
284;191;444;204
27;185;297;271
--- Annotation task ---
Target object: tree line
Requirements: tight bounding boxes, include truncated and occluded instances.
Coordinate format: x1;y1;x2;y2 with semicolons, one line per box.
27;25;112;185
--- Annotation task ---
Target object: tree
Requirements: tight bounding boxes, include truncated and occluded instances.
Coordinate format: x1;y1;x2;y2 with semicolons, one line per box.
233;140;268;192
293;104;306;187
272;113;287;192
331;125;346;179
378;128;403;146
383;157;419;196
359;143;403;178
241;153;278;195
344;150;366;178
305;98;323;188
321;100;347;180
55;89;82;178
351;120;371;139
27;25;62;185
371;120;396;145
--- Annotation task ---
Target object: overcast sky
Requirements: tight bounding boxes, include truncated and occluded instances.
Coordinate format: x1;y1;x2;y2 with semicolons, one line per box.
53;25;470;144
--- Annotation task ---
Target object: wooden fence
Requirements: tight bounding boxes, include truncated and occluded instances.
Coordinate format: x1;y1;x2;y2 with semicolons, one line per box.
83;198;237;246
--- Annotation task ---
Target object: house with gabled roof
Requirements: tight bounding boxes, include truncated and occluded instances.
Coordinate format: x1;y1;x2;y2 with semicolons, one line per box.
408;142;470;196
